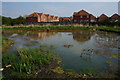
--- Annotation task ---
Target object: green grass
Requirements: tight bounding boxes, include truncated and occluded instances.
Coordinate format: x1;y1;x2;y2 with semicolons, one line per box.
2;26;90;30
2;37;13;53
2;47;60;78
93;26;120;32
2;26;120;32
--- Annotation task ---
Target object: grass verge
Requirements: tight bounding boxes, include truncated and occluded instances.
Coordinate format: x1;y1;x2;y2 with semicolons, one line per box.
2;26;120;33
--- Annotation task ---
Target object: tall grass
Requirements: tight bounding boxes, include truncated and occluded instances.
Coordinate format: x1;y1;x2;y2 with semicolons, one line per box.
2;48;59;74
2;37;13;53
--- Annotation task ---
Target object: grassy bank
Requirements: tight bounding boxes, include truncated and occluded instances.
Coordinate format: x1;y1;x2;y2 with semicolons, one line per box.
2;37;13;54
2;46;94;79
2;26;120;33
2;47;61;78
93;26;120;33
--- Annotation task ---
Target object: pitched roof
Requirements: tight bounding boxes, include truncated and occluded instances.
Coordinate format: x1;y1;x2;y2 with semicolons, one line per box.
59;17;72;20
73;12;78;15
111;14;120;18
27;12;43;17
51;15;54;18
44;14;50;17
99;14;108;18
74;10;90;15
55;16;58;18
90;14;96;18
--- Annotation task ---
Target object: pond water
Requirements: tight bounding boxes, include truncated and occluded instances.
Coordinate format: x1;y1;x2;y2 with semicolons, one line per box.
2;30;120;78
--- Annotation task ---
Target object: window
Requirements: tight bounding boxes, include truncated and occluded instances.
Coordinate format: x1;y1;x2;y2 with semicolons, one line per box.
87;15;89;18
74;20;77;22
80;15;83;18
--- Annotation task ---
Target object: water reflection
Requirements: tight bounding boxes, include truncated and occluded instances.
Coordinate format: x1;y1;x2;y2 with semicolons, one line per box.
2;30;120;78
27;32;57;40
5;31;58;53
72;31;94;42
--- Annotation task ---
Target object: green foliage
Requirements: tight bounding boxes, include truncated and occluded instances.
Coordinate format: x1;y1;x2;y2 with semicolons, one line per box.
2;16;12;26
2;37;13;53
51;67;64;74
2;48;58;74
2;16;25;26
81;68;96;76
3;26;120;33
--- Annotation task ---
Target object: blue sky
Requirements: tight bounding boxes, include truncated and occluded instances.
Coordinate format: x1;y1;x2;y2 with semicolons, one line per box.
2;2;118;18
2;0;120;2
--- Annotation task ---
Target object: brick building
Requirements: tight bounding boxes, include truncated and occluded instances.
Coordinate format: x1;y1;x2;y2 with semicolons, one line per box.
98;14;108;22
90;14;97;22
26;12;59;23
26;10;120;25
26;12;47;23
73;10;91;24
59;17;72;22
110;14;120;22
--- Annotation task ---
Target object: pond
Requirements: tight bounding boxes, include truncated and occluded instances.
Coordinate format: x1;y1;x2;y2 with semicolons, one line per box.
2;29;120;78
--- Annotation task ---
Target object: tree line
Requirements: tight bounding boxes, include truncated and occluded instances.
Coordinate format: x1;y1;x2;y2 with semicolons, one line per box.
2;16;26;26
90;18;120;26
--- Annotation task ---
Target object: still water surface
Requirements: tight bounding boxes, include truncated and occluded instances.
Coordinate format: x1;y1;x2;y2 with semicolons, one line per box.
3;30;120;77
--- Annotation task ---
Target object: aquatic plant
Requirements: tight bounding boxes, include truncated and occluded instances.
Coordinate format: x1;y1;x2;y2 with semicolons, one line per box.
40;44;47;47
81;68;96;76
51;67;64;74
2;48;59;74
49;45;56;49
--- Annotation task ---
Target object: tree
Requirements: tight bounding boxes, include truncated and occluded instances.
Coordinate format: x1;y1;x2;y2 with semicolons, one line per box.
2;16;26;26
2;16;12;25
15;16;25;24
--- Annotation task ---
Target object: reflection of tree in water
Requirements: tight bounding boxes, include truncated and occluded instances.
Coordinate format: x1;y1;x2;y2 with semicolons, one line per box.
2;30;29;37
27;32;58;40
72;31;94;42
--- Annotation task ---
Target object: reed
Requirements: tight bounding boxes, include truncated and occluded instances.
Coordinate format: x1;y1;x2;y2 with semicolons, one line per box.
2;48;59;74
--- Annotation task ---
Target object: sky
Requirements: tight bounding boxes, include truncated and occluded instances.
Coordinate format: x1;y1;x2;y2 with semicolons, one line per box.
2;0;120;2
2;2;119;18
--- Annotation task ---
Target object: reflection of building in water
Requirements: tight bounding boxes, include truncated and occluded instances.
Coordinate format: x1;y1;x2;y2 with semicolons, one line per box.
2;30;58;40
93;32;120;57
94;32;120;49
27;32;57;40
72;31;94;42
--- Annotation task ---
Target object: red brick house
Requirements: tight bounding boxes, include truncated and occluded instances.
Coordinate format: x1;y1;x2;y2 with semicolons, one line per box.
73;10;91;24
26;12;47;23
55;16;59;20
110;14;120;22
51;15;55;21
98;14;108;22
44;14;52;22
53;16;59;22
90;14;97;22
26;12;59;23
59;17;72;22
